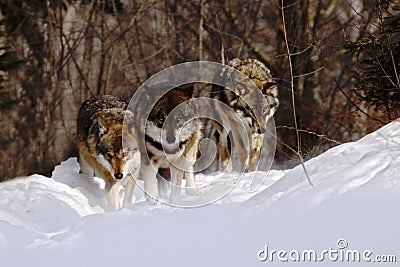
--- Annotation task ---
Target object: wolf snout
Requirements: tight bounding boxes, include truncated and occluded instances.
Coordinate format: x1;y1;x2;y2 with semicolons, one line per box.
114;173;123;180
257;127;266;134
166;135;176;144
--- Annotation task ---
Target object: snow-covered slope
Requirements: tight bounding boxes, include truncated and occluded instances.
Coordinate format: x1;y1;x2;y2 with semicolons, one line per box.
0;120;399;266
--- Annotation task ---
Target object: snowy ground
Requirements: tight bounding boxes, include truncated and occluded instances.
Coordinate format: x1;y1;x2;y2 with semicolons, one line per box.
0;120;399;266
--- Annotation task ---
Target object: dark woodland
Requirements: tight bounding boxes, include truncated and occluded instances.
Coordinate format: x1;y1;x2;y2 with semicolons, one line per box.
0;0;399;180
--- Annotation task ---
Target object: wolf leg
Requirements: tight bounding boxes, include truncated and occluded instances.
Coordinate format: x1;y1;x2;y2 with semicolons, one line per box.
142;163;159;205
122;176;136;208
218;111;249;171
247;133;263;172
170;165;184;204
219;131;233;171
185;171;198;196
79;155;94;179
105;182;121;211
185;149;198;196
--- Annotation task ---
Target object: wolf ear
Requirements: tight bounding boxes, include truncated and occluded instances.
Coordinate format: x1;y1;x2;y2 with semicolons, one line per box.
98;119;108;135
262;81;276;93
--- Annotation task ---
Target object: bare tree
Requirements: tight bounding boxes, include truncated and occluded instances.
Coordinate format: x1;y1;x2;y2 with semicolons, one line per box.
0;0;396;180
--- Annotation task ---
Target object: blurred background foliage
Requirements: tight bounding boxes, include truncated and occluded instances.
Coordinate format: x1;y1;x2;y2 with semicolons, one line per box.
0;0;398;180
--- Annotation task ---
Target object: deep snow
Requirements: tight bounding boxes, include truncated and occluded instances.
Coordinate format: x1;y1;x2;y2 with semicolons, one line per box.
0;120;399;266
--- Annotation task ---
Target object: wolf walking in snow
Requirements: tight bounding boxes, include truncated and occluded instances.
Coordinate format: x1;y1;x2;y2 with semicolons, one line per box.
77;95;140;210
142;84;202;204
211;58;279;171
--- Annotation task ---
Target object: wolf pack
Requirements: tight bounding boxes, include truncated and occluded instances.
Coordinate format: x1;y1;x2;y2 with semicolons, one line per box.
76;58;279;210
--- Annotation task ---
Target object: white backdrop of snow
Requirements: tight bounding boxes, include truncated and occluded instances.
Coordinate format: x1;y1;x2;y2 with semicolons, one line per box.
0;120;399;266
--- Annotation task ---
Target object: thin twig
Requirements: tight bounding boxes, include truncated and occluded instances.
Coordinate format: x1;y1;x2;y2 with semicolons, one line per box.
377;0;400;90
268;128;313;185
215;14;227;64
289;43;314;56
104;44;115;94
375;55;397;89
281;0;313;187
199;0;205;61
277;125;342;145
344;0;380;29
293;67;324;78
331;76;386;125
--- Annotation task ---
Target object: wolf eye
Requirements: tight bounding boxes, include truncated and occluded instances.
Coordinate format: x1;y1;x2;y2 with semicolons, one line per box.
106;152;113;158
122;151;129;157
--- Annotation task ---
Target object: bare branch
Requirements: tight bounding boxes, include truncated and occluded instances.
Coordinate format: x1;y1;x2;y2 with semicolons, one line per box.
331;76;386;125
281;0;313;187
293;67;324;78
277;125;342;145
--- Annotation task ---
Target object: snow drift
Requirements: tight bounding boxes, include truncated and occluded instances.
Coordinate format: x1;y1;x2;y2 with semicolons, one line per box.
0;120;399;266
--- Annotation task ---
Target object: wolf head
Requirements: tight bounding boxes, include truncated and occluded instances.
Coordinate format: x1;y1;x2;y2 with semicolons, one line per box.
90;109;137;180
262;81;279;122
146;85;197;154
228;58;279;129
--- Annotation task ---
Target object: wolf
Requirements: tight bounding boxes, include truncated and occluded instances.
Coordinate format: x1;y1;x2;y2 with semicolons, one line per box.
228;58;279;121
211;58;279;171
142;84;202;204
77;95;140;211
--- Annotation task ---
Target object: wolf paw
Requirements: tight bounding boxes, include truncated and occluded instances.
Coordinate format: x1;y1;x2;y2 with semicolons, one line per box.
146;195;159;205
169;195;180;205
186;187;198;196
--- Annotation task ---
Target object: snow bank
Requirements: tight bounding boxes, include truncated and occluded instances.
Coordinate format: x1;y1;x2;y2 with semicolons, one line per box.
247;119;400;208
0;120;399;266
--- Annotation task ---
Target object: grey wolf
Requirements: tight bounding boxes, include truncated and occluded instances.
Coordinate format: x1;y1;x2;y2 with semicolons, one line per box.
77;95;140;210
211;58;279;171
142;84;202;204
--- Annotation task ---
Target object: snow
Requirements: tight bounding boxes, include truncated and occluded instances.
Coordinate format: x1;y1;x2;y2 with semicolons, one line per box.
0;120;399;266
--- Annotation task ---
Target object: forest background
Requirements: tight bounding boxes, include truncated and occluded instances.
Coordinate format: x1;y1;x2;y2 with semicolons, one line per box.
0;0;398;180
